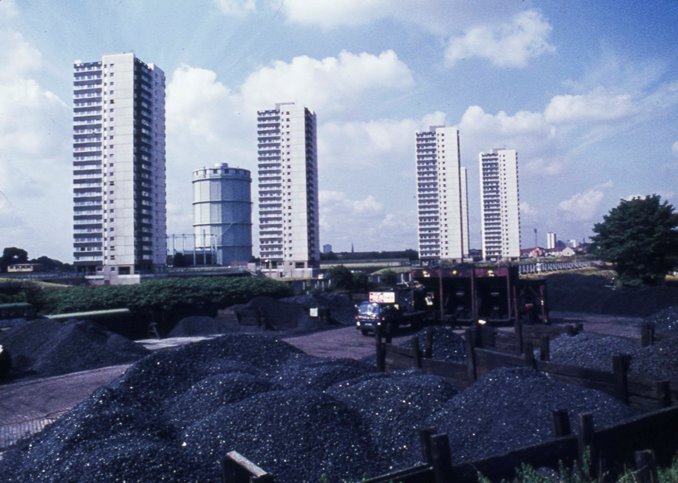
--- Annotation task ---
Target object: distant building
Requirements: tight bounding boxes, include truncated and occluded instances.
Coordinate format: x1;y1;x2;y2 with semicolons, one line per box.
257;102;319;278
72;53;166;279
193;163;252;266
546;232;557;250
415;126;469;263
479;148;521;261
322;244;332;254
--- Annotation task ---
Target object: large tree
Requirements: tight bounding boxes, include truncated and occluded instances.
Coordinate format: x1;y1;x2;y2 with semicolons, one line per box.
591;195;678;285
0;247;29;272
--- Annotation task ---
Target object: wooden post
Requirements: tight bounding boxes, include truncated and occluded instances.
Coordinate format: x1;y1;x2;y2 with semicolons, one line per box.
539;335;550;361
514;318;523;354
640;322;651;347
430;434;453;483
376;325;385;372
612;354;630;405
577;413;597;478
657;381;671;408
419;427;436;464
524;341;535;368
552;409;571;437
425;329;433;359
222;451;274;483
566;324;576;336
412;337;423;369
464;328;477;382
634;449;658;483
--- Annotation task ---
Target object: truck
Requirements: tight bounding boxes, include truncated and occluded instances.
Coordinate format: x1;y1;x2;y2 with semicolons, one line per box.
355;284;431;336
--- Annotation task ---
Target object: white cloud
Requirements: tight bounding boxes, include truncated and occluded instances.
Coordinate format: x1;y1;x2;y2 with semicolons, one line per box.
0;29;42;80
544;89;635;124
558;188;607;222
445;10;554;68
279;0;527;35
672;141;678;158
0;0;17;19
280;0;388;29
520;201;538;220
523;157;565;176
319;190;415;251
320;111;446;168
213;0;256;16
241;50;414;114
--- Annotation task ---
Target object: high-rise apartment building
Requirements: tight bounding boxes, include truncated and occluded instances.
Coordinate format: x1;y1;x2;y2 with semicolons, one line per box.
257;102;319;278
546;232;557;250
415;126;468;262
73;53;166;278
479;148;521;260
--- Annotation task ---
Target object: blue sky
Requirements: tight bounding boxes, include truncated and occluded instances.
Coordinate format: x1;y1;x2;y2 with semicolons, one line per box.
1;0;676;261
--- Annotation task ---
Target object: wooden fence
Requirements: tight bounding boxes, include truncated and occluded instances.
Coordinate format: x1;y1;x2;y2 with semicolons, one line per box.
365;405;678;482
376;322;675;410
223;406;678;483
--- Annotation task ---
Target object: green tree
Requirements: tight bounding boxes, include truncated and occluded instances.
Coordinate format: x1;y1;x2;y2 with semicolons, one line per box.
327;265;354;290
591;195;678;285
0;247;29;272
380;269;398;286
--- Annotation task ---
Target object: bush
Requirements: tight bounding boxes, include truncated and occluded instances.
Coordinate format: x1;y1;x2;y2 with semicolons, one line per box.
40;276;292;320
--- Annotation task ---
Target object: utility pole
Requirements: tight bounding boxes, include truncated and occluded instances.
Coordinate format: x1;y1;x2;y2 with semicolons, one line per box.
534;228;538;248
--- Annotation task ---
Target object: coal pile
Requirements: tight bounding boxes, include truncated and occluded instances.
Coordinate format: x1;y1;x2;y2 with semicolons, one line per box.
0;335;384;482
327;371;458;471
1;333;642;482
0;318;148;379
232;296;312;331
549;332;639;372
282;292;356;326
645;306;678;335
546;273;678;316
427;367;638;463
549;332;678;381
400;327;467;363
626;338;678;381
168;315;242;337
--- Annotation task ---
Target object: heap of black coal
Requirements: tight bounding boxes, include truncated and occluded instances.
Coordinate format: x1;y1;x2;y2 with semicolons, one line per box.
0;318;148;380
1;334;639;482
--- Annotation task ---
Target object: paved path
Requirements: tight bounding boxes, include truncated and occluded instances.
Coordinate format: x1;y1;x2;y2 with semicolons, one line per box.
0;364;129;452
284;325;414;360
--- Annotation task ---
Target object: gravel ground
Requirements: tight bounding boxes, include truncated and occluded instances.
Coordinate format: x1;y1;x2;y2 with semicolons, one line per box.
0;334;642;482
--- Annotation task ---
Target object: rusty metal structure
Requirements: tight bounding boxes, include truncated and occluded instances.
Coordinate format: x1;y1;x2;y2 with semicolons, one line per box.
411;265;548;326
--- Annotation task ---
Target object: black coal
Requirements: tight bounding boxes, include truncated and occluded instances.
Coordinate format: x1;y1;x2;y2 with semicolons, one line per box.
0;333;641;482
0;318;148;379
549;332;678;380
428;367;638;463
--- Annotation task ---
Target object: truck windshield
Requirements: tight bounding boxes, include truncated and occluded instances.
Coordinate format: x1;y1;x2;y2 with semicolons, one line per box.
358;302;381;316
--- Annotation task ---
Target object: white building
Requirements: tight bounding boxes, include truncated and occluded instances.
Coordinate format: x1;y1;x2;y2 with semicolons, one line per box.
73;53;166;279
479;148;521;261
415;126;469;263
257;102;319;278
546;231;557;250
193;163;252;266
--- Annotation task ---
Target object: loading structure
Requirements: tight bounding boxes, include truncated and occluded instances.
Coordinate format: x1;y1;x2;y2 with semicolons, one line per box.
410;265;548;326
